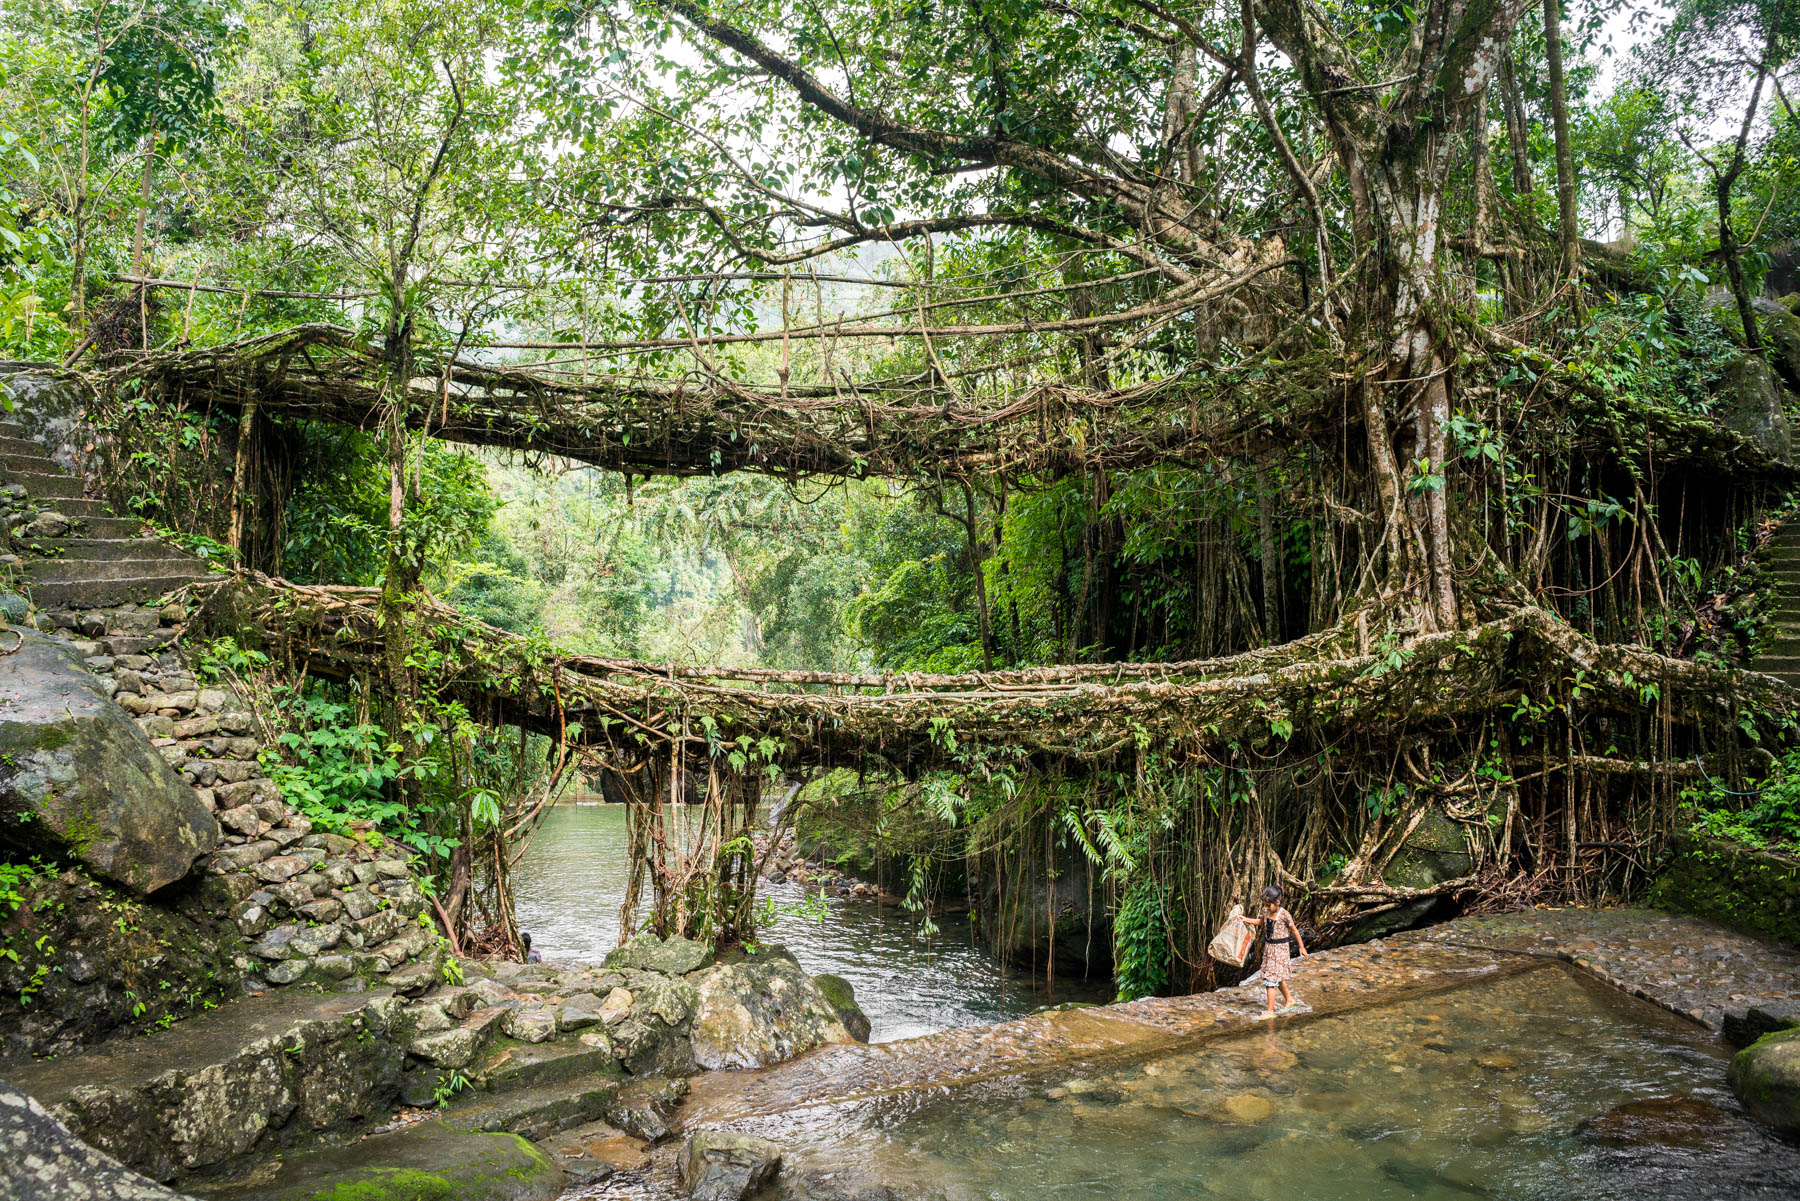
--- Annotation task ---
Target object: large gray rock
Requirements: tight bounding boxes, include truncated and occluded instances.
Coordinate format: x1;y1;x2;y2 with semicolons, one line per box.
0;632;217;894
10;990;410;1181
0;1082;194;1200
681;1130;782;1201
608;973;700;1078
1717;354;1795;463
603;933;713;975
688;956;855;1070
1729;1026;1800;1134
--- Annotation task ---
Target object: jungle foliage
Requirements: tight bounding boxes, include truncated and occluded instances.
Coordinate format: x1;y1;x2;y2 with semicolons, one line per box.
8;0;1800;979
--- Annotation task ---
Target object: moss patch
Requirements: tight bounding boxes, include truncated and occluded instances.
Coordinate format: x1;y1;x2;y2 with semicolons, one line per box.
1648;825;1800;947
258;1125;561;1201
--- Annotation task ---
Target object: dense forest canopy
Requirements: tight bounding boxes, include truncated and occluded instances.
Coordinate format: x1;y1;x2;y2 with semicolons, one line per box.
6;0;1800;979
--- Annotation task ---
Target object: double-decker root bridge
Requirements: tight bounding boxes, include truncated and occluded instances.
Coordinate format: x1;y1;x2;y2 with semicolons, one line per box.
195;573;1786;790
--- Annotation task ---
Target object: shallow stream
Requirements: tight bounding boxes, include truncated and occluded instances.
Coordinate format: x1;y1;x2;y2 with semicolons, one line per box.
523;807;1800;1200
511;803;1110;1043
686;966;1800;1200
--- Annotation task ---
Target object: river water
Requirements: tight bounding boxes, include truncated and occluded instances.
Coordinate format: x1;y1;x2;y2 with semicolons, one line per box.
685;967;1800;1201
511;804;1110;1042
523;811;1800;1200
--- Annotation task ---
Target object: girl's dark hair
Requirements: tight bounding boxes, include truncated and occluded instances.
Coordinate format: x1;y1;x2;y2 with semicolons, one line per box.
1260;885;1284;906
520;931;532;949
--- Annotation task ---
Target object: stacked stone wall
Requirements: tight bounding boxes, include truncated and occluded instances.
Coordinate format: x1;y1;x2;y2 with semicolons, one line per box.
1649;823;1800;947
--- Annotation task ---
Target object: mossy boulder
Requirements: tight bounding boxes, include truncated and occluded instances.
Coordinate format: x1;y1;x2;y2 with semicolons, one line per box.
245;1121;561;1201
812;973;871;1043
1716;355;1796;463
0;631;217;895
688;956;854;1070
1728;1027;1800;1134
1384;810;1473;891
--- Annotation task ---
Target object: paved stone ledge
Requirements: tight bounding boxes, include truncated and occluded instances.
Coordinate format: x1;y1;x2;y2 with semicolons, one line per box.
682;906;1796;1128
1409;907;1800;1035
8;990;407;1182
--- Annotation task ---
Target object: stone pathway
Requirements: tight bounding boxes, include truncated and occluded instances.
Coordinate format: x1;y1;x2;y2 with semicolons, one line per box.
681;906;1797;1128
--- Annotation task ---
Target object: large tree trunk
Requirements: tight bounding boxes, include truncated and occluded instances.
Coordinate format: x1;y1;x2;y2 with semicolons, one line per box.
1258;0;1532;630
1543;0;1582;299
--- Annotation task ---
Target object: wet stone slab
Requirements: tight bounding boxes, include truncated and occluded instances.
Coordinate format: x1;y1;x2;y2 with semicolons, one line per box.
680;907;1793;1129
681;934;1526;1127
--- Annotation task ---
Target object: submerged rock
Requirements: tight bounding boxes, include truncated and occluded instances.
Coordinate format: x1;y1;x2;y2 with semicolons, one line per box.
0;632;217;894
688;956;855;1070
1729;1027;1800;1134
1579;1095;1734;1148
681;1130;782;1201
604;933;713;976
812;973;872;1043
1209;1093;1274;1124
0;1082;193;1200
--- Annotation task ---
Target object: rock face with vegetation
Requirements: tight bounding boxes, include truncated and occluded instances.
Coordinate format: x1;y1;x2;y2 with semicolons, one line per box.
1650;824;1800;948
0;631;216;894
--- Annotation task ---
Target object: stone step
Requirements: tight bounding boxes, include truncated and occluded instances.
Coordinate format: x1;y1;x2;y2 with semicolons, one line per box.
61;512;147;537
0;419;26;438
0;435;44;457
441;1076;622;1143
25;557;209;584
184;1119;561;1201
1;450;63;474
478;1039;616;1094
7;469;82;499
29;537;192;563
26;571;212;609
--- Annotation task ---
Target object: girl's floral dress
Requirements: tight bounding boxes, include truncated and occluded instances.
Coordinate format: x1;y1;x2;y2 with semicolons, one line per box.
1261;907;1297;984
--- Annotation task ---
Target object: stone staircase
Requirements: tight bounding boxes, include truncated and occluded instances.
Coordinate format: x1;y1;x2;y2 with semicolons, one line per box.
1757;519;1800;685
0;415;214;609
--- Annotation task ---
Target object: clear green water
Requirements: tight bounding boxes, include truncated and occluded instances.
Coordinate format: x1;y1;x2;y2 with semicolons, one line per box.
511;804;1109;1042
695;968;1800;1201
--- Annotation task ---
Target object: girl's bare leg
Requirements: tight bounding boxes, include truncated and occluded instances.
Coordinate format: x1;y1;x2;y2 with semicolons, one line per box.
1280;982;1296;1007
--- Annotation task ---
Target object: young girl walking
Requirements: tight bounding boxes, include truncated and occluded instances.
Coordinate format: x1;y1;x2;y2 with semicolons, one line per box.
1243;885;1307;1020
